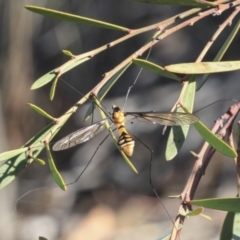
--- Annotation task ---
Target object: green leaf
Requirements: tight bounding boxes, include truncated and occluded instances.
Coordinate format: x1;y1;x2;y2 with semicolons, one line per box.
168;195;180;198
31;70;56;89
45;144;67;191
220;212;235;240
50;57;90;100
0;148;28;161
233;211;240;238
191;198;240;212
186;207;204;217
31;157;46;165
39;237;48;240
220;212;240;240
200;213;212;221
27;103;55;121
165;76;196;160
25;5;129;32
197;20;240;90
50;73;60;100
193;121;237;158
62;50;74;57
60;57;90;74
31;57;89;95
0;123;56;189
84;63;132;121
131;0;217;7
165;61;240;74
132;59;181;81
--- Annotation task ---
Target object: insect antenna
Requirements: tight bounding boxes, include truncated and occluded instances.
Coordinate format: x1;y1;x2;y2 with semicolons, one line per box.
59;77;112;120
122;47;152;111
14;130;114;209
193;98;239;114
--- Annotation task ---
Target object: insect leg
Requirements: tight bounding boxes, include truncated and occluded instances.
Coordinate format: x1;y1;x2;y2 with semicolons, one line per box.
131;133;174;225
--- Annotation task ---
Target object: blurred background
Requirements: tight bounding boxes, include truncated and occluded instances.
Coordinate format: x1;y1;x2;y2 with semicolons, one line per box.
0;1;240;239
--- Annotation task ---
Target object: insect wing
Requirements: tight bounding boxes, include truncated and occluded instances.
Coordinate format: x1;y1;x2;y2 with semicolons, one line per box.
126;112;199;126
52;119;107;151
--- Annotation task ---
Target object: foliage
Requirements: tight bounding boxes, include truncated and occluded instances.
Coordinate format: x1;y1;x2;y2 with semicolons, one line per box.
1;1;240;239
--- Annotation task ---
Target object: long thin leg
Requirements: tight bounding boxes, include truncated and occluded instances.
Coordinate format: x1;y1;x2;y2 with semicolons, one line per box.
15;133;111;209
131;133;174;225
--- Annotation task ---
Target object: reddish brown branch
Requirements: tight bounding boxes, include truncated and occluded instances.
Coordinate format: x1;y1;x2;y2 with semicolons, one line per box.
170;101;240;239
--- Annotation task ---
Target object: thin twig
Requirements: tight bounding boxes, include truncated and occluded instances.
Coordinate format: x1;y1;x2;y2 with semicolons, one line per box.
171;102;240;238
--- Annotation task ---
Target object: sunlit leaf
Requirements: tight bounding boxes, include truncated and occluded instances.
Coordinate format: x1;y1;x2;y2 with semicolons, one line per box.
192;198;240;212
25;5;129;31
200;213;212;221
31;157;46;165
0;148;28;161
166;76;196;160
133;59;181;81
50;73;60;100
165;61;240;74
31;71;56;90
194;121;237;158
186;207;204;217
62;50;74;57
45;144;67;191
197;20;240;90
27;103;55;121
60;57;90;74
0;123;55;189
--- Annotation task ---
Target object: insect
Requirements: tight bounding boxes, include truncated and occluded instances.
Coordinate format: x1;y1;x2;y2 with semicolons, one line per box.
52;103;199;155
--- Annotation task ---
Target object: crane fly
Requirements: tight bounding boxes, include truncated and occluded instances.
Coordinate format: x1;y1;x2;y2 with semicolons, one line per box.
52;105;199;156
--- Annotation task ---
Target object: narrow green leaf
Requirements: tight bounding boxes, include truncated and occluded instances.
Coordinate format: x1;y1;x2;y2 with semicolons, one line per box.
220;212;235;240
131;0;217;7
0;123;56;189
133;59;181;81
200;213;212;221
165;76;196;160
168;195;180;198
60;57;90;74
197;20;240;90
27;103;55;121
31;71;56;90
39;237;48;240
194;121;237;158
50;73;60;100
84;63;131;121
25;5;129;32
0;148;28;161
31;57;90;93
165;61;240;74
186;207;204;217
31;157;46;165
191;198;240;212
45;143;67;191
233;213;240;239
62;50;74;57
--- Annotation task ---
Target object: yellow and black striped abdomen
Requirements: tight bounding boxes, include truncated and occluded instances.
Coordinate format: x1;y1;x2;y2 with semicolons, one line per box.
117;125;135;156
112;105;135;156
